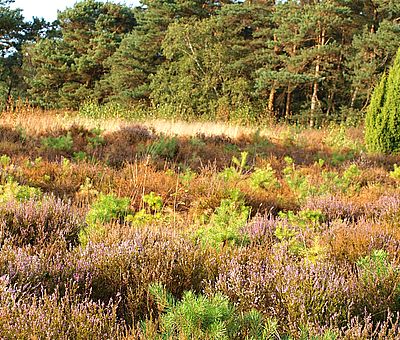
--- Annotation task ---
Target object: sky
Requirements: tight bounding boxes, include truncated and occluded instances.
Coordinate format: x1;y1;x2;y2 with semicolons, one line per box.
11;0;142;22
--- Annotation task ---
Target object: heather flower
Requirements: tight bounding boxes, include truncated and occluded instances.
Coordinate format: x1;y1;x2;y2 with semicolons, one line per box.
0;195;85;247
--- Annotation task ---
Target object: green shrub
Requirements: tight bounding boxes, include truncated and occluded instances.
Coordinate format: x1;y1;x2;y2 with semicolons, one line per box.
365;48;400;153
278;209;325;229
41;133;73;151
87;127;105;147
145;283;269;339
126;192;163;225
249;165;280;190
80;193;131;245
196;189;250;248
0;179;42;203
357;249;394;283
390;164;400;180
283;157;318;200
146;136;178;159
73;151;87;162
0;155;11;168
320;164;361;194
324;124;362;153
231;151;249;175
219;152;249;182
86;193;131;226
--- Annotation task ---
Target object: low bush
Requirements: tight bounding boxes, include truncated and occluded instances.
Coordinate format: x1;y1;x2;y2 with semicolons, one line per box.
0;195;84;247
0;278;128;339
143;283;269;339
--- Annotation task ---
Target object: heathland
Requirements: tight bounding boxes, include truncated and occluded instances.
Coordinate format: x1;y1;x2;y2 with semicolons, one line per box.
2;0;400;338
1;106;400;338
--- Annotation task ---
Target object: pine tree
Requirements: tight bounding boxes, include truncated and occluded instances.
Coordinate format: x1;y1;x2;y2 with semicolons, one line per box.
365;48;400;153
25;0;136;108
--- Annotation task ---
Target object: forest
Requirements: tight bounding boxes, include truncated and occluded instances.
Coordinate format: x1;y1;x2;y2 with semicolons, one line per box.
1;0;399;124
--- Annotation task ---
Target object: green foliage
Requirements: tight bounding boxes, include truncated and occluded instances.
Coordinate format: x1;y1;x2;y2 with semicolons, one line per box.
0;179;42;203
87;127;105;147
356;250;398;284
179;168;196;186
86;193;131;226
150;12;256;118
219;152;249;182
390;164;400;180
274;210;327;262
324;125;363;153
231;151;249;175
0;154;11;167
196;189;250;248
284;156;361;200
145;136;178;159
73;151;87;162
320;164;361;194
249;165;280;190
25;0;136;108
147;283;268;339
365;48;400;153
142;192;163;213
283;157;318;200
127;192;163;225
81;193;131;245
41;133;73;151
278;209;325;229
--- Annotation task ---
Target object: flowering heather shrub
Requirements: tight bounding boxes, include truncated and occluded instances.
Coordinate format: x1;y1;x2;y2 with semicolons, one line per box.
3;117;400;337
304;194;400;223
0;195;84;247
208;250;356;334
353;250;400;322
240;214;277;245
242;212;327;261
304;195;364;221
0;244;69;292
366;195;400;222
0;277;128;339
338;312;400;339
70;228;217;321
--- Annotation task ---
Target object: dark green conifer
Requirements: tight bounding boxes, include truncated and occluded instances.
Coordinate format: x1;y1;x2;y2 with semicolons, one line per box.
365;48;400;153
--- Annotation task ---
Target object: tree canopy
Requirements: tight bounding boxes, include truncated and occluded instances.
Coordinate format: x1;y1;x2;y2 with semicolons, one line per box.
1;0;399;124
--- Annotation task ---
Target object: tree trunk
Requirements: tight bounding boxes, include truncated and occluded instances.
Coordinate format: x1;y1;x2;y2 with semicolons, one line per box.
268;85;276;114
351;87;358;108
310;27;325;127
285;87;292;119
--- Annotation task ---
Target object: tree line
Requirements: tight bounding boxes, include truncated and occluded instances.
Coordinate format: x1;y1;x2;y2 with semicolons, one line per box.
1;0;399;124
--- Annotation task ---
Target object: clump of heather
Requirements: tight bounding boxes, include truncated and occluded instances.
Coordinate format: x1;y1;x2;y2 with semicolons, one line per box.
366;195;400;222
339;312;400;339
322;218;400;263
240;214;277;244
0;195;85;247
207;249;355;334
0;276;128;339
304;194;400;223
304;195;363;221
69;228;218;322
